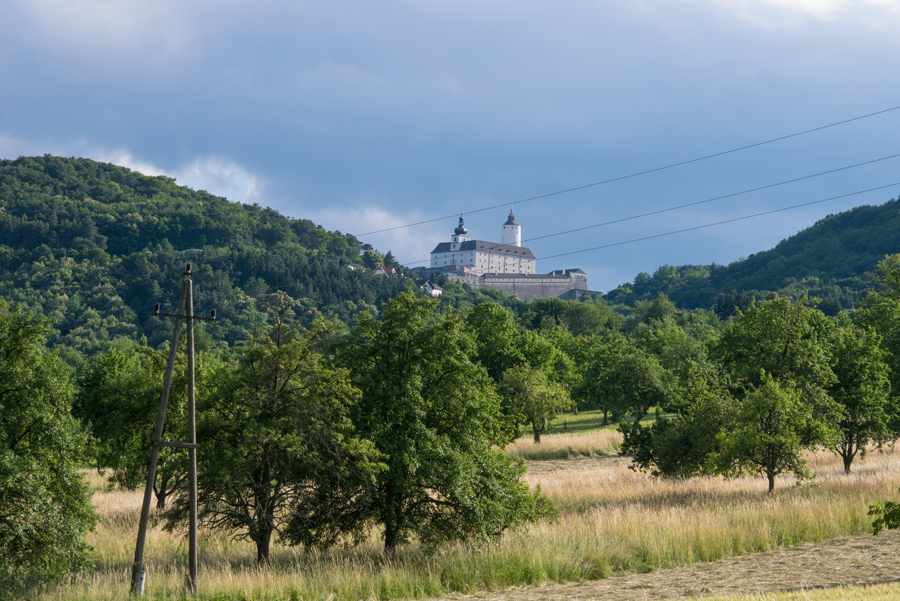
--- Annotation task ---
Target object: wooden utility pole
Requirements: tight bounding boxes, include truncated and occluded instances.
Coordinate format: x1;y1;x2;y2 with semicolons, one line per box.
131;264;215;596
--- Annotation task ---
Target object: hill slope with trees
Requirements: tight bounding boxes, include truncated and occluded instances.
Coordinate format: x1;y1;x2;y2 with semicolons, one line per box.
605;194;900;315
0;155;419;367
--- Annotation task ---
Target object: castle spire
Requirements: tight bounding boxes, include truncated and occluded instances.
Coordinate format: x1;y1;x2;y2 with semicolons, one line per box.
501;207;521;246
454;213;467;235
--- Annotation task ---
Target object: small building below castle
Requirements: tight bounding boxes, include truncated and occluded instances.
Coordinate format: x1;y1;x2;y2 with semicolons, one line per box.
413;210;595;302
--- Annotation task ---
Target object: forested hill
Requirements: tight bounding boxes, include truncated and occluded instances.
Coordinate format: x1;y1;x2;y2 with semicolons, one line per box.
605;194;900;315
0;155;415;367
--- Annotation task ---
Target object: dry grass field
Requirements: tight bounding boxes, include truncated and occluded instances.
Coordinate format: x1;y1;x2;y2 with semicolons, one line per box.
504;429;622;460
25;442;900;601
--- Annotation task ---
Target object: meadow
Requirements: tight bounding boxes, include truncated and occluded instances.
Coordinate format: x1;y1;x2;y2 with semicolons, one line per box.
26;428;900;601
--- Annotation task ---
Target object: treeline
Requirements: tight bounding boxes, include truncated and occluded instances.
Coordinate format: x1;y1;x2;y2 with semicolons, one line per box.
462;259;900;492
605;194;900;314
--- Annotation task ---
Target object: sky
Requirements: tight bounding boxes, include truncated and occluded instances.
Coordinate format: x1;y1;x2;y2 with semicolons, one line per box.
2;0;900;292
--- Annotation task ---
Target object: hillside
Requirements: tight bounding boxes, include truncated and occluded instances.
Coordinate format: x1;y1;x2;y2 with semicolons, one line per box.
0;155;419;366
605;194;900;315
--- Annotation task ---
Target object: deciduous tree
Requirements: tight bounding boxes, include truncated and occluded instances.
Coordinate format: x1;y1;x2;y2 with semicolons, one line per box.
0;303;97;596
339;291;553;552
827;318;894;473
164;298;379;564
498;364;571;443
713;375;835;492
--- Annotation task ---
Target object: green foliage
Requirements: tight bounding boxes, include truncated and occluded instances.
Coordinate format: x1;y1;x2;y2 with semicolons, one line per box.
713;375;834;492
0;302;98;596
717;296;837;414
605;195;900;312
338;291;554;551
870;491;900;535
857;254;900;396
569;334;628;425
498;364;572;443
164;297;379;564
826;318;894;473
75;339;214;508
625;375;730;478
0;155;414;364
464;303;524;381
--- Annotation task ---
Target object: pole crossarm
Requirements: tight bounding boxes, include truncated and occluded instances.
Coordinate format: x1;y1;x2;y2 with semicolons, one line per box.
154;311;216;322
154;441;200;449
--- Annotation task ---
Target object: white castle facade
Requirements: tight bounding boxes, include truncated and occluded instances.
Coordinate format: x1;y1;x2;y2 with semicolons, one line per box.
414;210;591;302
429;211;536;275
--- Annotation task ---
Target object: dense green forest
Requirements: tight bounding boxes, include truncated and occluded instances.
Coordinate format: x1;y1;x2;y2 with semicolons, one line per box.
605;194;900;315
0;155;427;367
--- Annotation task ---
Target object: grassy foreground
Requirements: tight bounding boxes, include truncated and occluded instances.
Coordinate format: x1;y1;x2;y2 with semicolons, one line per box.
25;446;900;601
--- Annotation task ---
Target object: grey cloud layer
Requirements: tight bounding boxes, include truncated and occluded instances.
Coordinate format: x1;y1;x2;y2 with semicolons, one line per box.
2;0;899;289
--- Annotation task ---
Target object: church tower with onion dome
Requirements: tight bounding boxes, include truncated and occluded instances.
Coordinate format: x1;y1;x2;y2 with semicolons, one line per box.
501;208;521;246
450;214;470;250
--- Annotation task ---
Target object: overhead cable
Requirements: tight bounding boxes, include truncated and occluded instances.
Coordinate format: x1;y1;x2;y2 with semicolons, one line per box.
522;152;900;243
358;104;900;236
537;183;900;261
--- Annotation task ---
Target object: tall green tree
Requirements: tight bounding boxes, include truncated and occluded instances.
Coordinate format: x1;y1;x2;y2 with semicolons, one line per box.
717;296;838;426
569;334;627;426
858;255;900;395
464;302;524;382
0;303;98;596
713;297;841;490
339;291;553;552
606;345;671;437
164;306;379;564
713;375;835;492
498;364;571;443
827;318;894;473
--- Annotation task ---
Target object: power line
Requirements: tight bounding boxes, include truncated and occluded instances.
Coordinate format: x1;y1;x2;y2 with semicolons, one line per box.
358;104;900;237
400;177;900;267
537;183;900;261
522;152;900;243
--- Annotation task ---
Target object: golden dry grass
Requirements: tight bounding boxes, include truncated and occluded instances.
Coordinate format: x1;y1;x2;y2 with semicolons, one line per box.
27;448;900;601
504;429;622;460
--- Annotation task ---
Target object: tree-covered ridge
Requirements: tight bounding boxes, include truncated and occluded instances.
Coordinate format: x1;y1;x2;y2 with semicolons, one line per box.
606;194;900;314
0;155;413;366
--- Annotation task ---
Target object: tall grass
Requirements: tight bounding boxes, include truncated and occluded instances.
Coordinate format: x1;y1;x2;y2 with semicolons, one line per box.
28;449;900;601
504;429;622;460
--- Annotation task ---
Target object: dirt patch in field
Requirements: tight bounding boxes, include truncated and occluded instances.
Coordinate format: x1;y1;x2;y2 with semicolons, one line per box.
524;454;633;475
432;530;900;601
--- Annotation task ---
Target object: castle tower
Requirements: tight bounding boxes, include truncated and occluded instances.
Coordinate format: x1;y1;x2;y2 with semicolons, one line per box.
450;214;470;250
501;208;521;246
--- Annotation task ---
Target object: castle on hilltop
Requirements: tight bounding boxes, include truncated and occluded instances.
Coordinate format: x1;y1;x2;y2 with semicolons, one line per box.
412;210;592;302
